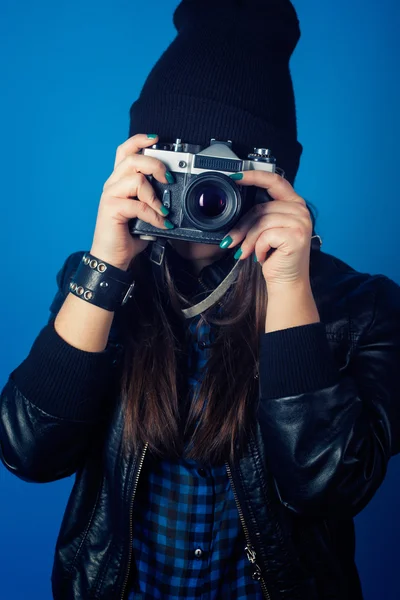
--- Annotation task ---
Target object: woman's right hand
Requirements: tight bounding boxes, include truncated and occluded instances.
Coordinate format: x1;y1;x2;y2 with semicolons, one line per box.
90;133;174;270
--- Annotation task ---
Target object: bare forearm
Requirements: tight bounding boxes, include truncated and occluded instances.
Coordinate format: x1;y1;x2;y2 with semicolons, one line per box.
265;281;320;333
54;293;114;352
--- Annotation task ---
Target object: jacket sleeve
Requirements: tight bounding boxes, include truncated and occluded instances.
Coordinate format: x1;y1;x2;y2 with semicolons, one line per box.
0;251;122;483
257;274;400;518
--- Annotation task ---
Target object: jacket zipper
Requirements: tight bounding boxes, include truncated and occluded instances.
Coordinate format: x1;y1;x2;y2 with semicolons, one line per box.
226;463;271;600
120;442;149;600
199;275;269;596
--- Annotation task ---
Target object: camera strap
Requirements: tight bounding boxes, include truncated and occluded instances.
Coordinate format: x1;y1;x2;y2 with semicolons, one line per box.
149;238;240;318
181;259;241;318
149;235;322;319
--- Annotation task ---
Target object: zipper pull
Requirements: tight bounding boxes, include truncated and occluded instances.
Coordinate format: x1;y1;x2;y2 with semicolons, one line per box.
245;544;257;563
245;545;263;581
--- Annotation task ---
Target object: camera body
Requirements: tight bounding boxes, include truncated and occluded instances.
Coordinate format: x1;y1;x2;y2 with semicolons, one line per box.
129;138;284;245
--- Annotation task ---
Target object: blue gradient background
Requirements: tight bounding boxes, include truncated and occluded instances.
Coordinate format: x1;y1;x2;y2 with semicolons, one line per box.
1;1;399;598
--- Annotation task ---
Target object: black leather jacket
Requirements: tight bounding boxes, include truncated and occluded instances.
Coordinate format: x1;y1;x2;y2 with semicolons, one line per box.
1;245;400;600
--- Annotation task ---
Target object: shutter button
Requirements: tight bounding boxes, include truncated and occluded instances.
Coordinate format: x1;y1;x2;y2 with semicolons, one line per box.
194;548;203;559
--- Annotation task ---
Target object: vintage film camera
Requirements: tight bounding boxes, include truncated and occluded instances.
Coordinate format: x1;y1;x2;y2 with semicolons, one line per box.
129;138;284;246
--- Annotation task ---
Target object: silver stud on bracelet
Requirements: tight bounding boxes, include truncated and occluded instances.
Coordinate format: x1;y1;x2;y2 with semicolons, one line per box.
83;254;108;272
70;280;93;301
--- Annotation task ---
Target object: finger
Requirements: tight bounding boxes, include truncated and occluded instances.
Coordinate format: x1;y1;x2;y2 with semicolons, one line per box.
105;153;173;189
254;228;307;264
114;133;159;170
221;201;311;250
106;196;173;231
239;213;311;260
219;204;264;250
104;173;169;218
254;229;284;264
254;200;312;219
230;171;306;206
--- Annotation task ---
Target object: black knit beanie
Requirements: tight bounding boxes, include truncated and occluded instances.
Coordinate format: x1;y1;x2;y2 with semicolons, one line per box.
129;0;303;186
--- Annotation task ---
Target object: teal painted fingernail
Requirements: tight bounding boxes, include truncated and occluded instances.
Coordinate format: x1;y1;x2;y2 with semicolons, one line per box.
147;134;158;139
219;235;233;249
165;171;175;184
253;253;258;262
160;205;169;216
164;219;174;229
229;172;243;180
234;247;243;260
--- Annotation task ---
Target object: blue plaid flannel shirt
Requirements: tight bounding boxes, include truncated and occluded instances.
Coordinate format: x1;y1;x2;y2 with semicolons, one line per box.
129;315;263;599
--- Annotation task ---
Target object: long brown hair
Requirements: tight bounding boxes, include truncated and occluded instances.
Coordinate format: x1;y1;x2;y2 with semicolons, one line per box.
120;202;318;465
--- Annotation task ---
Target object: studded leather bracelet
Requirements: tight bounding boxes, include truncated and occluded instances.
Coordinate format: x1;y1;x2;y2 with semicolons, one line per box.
68;252;136;312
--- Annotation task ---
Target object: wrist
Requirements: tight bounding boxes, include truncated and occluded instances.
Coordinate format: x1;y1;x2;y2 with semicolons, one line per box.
89;247;132;272
266;278;312;298
265;280;320;333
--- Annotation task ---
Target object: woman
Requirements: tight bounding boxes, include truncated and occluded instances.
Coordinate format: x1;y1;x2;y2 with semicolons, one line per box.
1;1;400;599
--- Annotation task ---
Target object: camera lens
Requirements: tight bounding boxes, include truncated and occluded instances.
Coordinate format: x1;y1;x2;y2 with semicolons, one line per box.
184;173;242;232
195;184;227;217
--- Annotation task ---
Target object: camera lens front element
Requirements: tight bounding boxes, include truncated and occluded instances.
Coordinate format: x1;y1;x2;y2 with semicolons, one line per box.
196;184;227;217
184;172;241;232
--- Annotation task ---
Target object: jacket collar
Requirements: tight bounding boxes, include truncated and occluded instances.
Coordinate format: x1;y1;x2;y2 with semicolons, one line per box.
164;241;237;299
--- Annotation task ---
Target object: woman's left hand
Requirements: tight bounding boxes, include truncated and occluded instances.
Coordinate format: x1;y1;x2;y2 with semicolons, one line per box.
223;171;314;288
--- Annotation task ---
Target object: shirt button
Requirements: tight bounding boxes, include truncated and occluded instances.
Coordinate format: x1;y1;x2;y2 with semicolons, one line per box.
194;548;203;559
197;468;207;477
198;341;207;350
